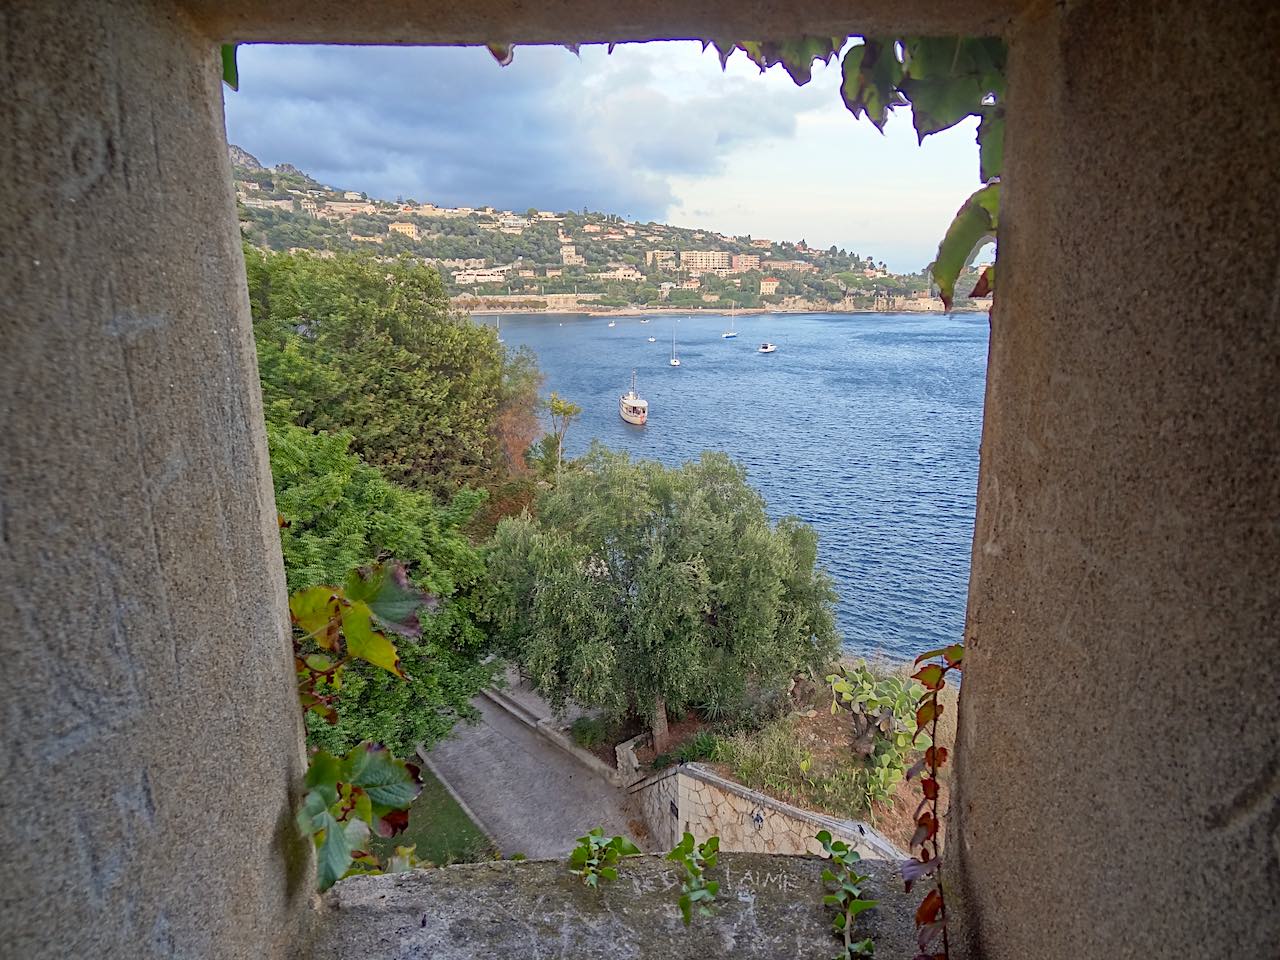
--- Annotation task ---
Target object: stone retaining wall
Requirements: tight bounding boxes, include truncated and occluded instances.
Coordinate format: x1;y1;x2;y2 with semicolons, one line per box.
630;763;901;860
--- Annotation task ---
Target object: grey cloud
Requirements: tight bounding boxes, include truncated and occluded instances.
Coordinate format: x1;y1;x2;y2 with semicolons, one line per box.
224;43;822;219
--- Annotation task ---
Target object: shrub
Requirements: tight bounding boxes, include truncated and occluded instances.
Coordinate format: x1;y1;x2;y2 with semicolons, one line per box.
652;730;722;770
570;716;617;750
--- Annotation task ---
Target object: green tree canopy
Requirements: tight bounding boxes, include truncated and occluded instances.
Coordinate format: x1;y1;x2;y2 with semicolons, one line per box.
483;445;839;749
269;421;497;755
247;246;532;499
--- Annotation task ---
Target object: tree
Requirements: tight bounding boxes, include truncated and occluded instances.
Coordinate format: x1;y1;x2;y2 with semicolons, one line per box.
546;391;582;470
246;246;530;499
483;445;839;751
268;421;497;755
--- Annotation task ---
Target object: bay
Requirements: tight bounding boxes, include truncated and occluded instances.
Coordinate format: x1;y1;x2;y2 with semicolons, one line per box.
495;310;989;662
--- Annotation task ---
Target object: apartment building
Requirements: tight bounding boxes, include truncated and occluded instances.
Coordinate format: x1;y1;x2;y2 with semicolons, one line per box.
645;249;676;268
731;253;761;272
389;221;419;240
679;250;732;271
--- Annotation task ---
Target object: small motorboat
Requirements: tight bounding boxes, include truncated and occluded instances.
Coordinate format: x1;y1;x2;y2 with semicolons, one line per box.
647;336;657;343
758;342;778;353
639;317;650;324
608;320;616;327
619;370;648;425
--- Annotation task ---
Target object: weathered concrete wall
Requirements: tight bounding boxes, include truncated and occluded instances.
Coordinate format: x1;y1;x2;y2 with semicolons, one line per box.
181;0;1020;45
632;764;900;860
316;854;916;959
0;1;310;957
950;1;1280;957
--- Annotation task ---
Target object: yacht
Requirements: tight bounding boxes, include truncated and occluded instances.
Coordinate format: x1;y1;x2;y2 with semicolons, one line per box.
722;302;738;339
619;370;648;425
758;342;778;354
669;327;681;367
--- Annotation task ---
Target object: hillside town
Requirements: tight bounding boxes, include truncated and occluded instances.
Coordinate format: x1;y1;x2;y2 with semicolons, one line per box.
231;144;990;313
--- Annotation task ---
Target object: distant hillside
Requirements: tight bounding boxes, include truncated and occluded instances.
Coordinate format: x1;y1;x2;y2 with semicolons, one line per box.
228;143;264;171
229;151;988;312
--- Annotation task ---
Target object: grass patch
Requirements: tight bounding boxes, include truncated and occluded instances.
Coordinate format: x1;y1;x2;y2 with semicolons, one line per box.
570;715;618;750
369;765;495;866
652;730;721;770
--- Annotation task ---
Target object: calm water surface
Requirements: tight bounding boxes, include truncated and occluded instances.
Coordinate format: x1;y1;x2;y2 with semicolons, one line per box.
496;311;989;662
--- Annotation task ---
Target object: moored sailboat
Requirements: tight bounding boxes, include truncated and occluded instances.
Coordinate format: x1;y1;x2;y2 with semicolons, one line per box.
722;301;738;338
669;326;681;366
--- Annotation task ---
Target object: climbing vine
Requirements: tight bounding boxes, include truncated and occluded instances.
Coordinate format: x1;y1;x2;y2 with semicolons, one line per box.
904;643;964;959
290;561;435;889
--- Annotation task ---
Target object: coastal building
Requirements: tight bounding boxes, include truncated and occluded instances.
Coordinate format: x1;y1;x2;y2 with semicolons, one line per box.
517;269;536;278
240;196;294;212
342;190;363;200
583;224;602;233
593;266;645;282
453;267;509;285
645;249;676;268
680;250;732;272
349;233;384;244
498;214;530;230
545;267;562;278
760;277;780;296
388;221;419;240
731;253;761;272
750;238;772;249
320;199;377;218
560;244;585;266
762;258;818;274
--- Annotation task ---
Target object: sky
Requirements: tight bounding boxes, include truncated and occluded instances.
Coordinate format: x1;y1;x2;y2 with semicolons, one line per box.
224;42;986;272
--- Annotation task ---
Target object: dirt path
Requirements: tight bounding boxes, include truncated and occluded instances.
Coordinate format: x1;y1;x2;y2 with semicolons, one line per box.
425;696;644;859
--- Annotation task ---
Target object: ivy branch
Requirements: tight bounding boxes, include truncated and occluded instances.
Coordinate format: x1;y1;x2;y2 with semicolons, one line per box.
667;832;721;925
903;642;964;959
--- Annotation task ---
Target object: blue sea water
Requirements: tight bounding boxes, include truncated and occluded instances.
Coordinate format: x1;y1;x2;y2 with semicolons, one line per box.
495;311;990;662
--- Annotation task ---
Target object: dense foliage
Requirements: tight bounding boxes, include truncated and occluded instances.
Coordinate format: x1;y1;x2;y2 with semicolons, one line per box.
484;445;839;748
269;421;497;755
247;246;538;499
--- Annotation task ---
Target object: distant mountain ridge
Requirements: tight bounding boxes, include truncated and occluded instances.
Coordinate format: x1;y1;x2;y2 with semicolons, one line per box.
228;144;264;171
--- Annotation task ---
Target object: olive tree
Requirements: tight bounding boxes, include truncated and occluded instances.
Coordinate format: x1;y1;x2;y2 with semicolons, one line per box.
484;445;838;750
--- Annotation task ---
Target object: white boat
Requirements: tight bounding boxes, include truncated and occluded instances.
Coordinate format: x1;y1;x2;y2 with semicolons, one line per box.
639;317;650;324
619;370;648;425
496;316;504;343
647;336;656;343
758;342;777;354
722;302;738;339
669;326;681;367
608;320;616;328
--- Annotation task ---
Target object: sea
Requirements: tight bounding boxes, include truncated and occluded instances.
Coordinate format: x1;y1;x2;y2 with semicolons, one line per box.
494;310;990;663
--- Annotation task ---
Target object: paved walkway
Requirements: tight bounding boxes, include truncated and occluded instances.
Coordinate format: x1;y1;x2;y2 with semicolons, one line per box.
425;695;642;859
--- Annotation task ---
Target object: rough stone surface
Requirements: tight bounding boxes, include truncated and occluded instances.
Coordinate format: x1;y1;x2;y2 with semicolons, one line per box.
632;764;901;859
314;854;915;959
949;2;1280;957
0;2;310;957
180;0;1022;44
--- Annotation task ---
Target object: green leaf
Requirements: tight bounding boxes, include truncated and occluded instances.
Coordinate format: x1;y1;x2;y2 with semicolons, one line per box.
341;742;421;810
678;893;692;925
305;750;343;793
929;183;999;310
220;44;239;91
901;73;984;140
341;601;405;678
847;898;879;917
344;562;435;638
978;107;1004;182
314;811;354;891
486;42;514;66
839;39;903;131
612;836;642;857
290;586;341;648
599;866;618;882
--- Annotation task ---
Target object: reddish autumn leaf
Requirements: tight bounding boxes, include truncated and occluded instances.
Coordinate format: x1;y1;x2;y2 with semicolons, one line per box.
926;746;949;769
901;854;940;891
913;646;948;665
913;663;944;690
916;699;939;731
942;643;965;666
917;920;944;951
374;808;410;838
921;777;939;800
915;888;944;925
969;265;993;298
911;812;938;849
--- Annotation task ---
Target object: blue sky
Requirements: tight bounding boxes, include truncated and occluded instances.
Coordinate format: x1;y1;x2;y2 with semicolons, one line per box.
224;42;985;272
